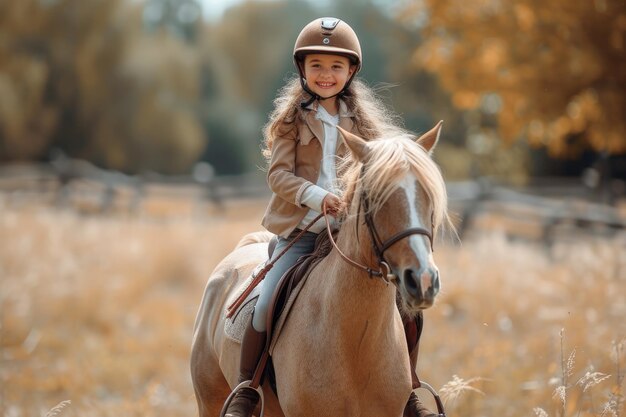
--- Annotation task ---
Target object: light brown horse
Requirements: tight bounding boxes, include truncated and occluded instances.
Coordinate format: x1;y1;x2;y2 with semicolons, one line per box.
191;122;449;417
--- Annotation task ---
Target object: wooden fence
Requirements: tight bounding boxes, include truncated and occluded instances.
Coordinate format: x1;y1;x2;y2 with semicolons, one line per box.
448;178;626;243
0;160;267;215
1;160;624;243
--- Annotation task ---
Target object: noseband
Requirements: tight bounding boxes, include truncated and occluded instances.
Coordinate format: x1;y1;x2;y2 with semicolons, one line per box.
324;188;434;283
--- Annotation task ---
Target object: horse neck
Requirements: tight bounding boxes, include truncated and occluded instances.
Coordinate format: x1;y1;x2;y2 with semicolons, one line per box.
316;216;398;346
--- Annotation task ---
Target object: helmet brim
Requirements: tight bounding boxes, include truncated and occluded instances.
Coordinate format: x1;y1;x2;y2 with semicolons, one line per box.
294;46;361;66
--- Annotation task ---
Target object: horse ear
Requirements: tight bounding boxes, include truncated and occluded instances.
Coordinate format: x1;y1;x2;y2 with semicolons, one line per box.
337;126;370;161
415;120;443;153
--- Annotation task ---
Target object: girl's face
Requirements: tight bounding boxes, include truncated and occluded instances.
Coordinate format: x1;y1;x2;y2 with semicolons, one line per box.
303;54;356;101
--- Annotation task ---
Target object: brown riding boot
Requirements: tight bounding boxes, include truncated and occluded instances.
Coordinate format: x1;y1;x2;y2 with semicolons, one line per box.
224;316;267;417
403;313;438;417
404;392;439;417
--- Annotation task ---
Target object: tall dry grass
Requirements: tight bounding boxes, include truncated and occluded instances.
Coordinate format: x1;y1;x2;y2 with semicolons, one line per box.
425;232;625;416
0;196;624;416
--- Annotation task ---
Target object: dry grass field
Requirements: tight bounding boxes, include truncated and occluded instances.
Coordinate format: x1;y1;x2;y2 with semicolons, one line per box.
0;194;624;417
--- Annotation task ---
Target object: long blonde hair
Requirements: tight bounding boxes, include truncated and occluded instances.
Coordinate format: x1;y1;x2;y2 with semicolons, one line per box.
262;77;407;159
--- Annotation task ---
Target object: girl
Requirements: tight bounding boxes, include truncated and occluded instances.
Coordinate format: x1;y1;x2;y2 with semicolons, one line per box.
224;17;437;417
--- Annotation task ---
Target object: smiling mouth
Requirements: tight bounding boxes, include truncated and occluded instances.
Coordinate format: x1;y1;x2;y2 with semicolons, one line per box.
316;82;335;88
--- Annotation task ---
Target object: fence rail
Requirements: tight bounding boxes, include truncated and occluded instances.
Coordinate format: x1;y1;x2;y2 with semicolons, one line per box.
0;161;268;212
1;162;624;243
448;178;626;243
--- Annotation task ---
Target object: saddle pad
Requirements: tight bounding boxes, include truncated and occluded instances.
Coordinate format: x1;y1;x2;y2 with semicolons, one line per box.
224;293;258;343
223;262;320;348
224;262;265;343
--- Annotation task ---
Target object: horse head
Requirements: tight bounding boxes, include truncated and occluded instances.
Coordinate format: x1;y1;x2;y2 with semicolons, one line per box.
338;122;448;314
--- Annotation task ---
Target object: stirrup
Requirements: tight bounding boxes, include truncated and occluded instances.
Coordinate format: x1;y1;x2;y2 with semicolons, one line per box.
416;380;446;417
219;380;266;417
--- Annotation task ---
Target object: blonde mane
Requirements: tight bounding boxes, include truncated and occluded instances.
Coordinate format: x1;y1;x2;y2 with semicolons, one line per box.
339;135;450;234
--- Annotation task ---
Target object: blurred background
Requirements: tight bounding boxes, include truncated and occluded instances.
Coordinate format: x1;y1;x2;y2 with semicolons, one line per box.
1;0;624;182
0;0;624;416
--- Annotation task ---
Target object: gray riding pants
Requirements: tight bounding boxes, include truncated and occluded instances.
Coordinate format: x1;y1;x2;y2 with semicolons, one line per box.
251;230;318;332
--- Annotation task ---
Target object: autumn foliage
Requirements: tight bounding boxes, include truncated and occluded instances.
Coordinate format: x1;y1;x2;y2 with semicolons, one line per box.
0;0;623;176
406;0;625;157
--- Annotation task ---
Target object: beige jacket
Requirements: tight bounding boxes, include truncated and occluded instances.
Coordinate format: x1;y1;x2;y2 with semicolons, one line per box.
261;101;360;238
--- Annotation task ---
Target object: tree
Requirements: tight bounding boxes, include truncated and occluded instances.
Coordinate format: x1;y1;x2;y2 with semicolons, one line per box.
0;0;60;160
0;0;206;174
401;0;625;157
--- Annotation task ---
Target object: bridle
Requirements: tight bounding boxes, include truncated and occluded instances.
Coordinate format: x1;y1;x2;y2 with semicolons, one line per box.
324;186;434;284
226;173;434;318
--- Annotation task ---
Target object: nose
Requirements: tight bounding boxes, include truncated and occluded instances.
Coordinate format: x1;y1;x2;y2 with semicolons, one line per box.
403;266;440;300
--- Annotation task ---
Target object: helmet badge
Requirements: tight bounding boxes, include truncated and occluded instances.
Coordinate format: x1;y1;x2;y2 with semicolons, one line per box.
320;18;340;30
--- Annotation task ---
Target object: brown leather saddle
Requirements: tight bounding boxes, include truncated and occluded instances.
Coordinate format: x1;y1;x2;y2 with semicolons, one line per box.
226;231;332;337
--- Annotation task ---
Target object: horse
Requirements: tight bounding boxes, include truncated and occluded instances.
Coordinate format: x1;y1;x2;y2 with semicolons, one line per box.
190;121;449;417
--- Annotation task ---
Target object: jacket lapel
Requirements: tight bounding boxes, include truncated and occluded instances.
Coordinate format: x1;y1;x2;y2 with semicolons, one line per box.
304;111;325;145
302;100;356;155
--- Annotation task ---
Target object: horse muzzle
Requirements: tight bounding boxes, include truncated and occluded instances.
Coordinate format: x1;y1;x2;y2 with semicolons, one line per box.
400;266;440;309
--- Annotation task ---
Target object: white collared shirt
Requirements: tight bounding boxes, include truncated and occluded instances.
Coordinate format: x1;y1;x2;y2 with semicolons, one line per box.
297;104;342;233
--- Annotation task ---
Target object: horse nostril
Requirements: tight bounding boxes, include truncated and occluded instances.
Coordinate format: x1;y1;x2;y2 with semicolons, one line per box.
403;268;419;296
403;268;439;299
429;269;440;296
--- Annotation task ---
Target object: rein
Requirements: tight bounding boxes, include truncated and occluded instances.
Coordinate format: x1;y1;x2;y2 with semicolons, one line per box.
323;200;388;280
225;212;324;318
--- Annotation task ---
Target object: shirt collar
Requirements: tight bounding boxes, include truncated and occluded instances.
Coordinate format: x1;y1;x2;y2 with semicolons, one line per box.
305;99;354;118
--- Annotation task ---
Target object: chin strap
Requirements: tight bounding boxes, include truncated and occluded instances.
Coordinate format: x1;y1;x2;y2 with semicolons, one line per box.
299;92;319;109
